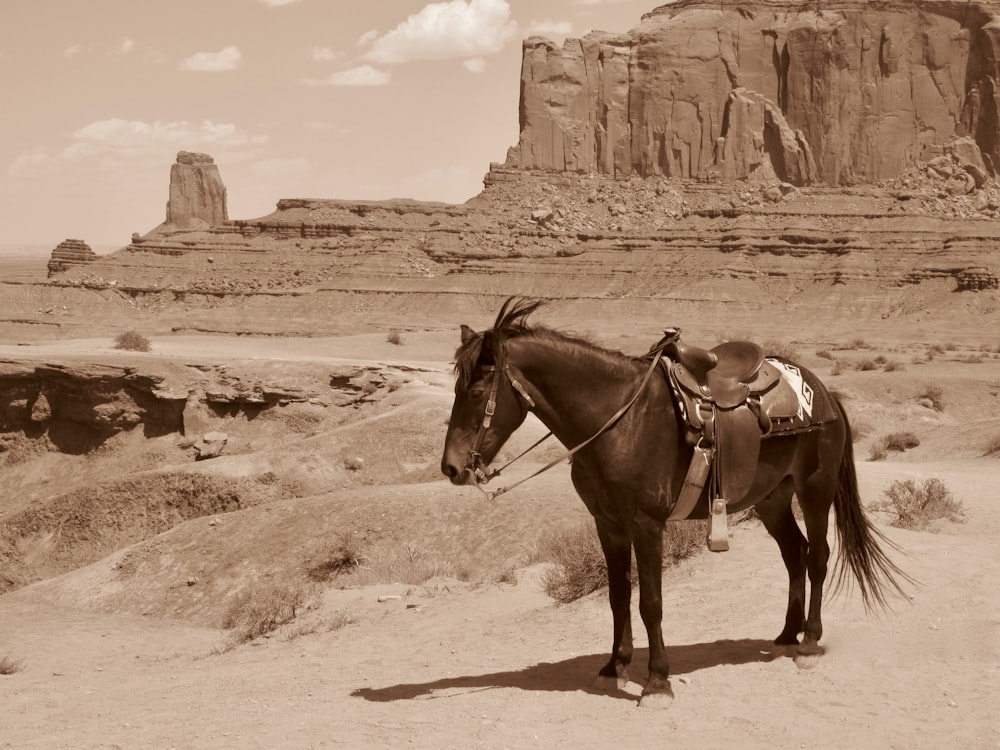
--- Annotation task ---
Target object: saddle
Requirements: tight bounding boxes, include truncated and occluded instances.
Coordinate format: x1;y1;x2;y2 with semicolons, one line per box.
657;328;807;550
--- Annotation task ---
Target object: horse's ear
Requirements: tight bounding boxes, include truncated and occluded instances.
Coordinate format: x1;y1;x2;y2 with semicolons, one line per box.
460;324;476;344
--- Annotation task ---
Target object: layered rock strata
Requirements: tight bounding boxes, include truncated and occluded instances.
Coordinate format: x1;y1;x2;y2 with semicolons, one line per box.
507;0;1000;185
46;238;96;277
166;151;228;227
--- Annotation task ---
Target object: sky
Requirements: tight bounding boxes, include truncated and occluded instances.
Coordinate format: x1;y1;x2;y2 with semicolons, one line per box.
0;0;657;248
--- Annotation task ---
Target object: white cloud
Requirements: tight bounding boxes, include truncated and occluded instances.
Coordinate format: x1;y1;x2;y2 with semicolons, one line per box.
363;0;518;65
8;119;271;174
110;37;135;56
462;57;486;73
311;46;339;61
259;0;303;6
63;44;84;58
179;46;242;72
300;65;390;87
357;29;379;47
7;147;54;178
249;158;312;178
526;20;573;38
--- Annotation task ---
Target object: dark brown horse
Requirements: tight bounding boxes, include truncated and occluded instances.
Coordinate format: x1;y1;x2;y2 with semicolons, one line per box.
441;298;909;709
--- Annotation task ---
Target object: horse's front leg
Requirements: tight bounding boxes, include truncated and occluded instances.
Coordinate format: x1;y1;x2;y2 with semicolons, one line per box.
633;518;673;709
594;521;633;690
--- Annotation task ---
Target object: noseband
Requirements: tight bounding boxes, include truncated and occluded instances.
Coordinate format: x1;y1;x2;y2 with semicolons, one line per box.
465;363;537;484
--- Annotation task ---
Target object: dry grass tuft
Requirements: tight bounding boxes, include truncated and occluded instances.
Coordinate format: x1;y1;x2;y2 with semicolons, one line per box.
221;580;314;646
537;520;706;604
0;655;25;675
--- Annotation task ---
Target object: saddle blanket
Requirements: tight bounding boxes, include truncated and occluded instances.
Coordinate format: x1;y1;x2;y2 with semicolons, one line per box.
762;358;835;436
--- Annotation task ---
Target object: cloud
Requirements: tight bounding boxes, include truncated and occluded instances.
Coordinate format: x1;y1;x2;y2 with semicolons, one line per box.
249;158;312;178
462;57;486;73
63;44;84;58
526;20;573;38
363;0;518;65
6;119;270;175
311;46;339;61
357;29;379;47
300;65;390;87
179;46;242;72
259;0;303;6
109;37;135;56
7;148;54;178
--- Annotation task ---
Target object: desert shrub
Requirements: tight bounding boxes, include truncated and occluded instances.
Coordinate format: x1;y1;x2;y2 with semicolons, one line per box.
815;349;835;360
221;580;313;644
386;329;404;346
918;385;944;411
856;358;879;371
871;478;965;530
869;431;920;460
0;656;24;675
959;354;984;364
882;360;905;372
538;520;706;604
347;541;456;586
850;416;873;442
882;431;921;451
113;329;151;352
874;354;888;365
306;533;364;582
762;339;799;361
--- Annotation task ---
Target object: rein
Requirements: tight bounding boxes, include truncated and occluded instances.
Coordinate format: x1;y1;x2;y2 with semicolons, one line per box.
469;346;666;501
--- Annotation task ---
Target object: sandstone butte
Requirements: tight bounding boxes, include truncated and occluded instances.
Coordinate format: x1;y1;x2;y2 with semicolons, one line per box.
18;0;1000;340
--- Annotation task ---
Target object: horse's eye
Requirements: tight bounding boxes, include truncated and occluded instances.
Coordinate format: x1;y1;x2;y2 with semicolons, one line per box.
469;387;486;399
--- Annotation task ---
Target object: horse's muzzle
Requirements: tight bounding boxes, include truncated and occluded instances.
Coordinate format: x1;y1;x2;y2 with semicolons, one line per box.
441;458;475;486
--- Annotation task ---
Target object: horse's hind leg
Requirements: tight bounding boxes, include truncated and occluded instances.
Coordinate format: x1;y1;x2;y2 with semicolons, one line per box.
755;477;807;646
795;471;834;657
594;521;633;690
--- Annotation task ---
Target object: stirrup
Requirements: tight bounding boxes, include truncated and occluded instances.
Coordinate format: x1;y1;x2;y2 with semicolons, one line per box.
707;497;730;552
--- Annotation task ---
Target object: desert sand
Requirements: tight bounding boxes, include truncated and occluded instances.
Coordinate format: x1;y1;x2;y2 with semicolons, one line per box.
1;316;998;749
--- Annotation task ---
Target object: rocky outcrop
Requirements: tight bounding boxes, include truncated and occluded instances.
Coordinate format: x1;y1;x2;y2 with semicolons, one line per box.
507;0;1000;185
46;238;96;277
166;151;228;227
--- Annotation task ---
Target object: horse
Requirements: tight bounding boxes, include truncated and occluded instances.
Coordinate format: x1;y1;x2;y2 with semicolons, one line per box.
440;297;910;709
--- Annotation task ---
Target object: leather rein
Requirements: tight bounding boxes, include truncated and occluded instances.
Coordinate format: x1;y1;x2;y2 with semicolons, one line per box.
464;345;666;501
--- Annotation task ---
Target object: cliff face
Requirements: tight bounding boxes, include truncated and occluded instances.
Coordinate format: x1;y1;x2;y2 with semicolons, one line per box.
507;0;1000;185
166;151;228;227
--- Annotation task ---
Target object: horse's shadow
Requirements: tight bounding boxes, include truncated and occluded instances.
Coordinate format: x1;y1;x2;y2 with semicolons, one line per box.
352;638;782;703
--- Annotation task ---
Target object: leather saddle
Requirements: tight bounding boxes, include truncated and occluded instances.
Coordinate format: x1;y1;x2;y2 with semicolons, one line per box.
658;328;803;511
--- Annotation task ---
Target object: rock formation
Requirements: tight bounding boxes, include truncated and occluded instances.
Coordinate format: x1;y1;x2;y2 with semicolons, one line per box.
46;238;96;277
166;151;228;227
506;0;1000;185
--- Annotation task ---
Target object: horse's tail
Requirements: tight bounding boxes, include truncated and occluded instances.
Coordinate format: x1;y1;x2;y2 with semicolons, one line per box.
829;396;913;612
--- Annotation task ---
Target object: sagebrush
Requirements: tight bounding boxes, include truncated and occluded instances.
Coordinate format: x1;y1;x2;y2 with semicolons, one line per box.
0;655;24;675
537;520;706;604
871;478;965;530
113;329;151;352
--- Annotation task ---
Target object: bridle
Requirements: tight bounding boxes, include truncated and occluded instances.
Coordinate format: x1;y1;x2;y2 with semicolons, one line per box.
462;345;666;500
465;362;538;486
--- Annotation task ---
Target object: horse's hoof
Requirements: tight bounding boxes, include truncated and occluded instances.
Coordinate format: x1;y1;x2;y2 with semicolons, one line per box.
793;642;825;670
638;683;675;710
594;674;628;692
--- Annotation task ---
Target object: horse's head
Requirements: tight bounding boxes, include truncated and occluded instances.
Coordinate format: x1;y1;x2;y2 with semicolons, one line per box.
441;301;541;486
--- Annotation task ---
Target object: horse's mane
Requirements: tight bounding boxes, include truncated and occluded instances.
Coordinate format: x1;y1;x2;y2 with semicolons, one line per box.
453;297;626;391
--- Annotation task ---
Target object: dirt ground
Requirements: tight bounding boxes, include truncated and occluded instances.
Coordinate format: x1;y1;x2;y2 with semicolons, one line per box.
1;323;999;749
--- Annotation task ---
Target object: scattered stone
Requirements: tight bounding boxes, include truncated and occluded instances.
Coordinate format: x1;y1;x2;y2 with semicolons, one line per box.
194;431;228;460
